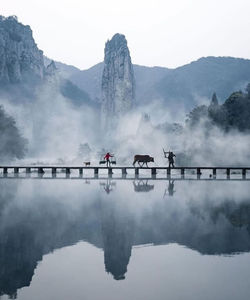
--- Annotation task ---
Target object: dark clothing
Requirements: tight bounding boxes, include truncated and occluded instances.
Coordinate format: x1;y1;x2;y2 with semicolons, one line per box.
167;152;176;168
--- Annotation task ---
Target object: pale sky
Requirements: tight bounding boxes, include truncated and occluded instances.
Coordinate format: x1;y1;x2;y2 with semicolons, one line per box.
1;0;250;70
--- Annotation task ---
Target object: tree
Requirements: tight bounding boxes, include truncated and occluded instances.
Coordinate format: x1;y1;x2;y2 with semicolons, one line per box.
0;105;27;160
246;83;250;98
186;105;208;127
210;92;219;107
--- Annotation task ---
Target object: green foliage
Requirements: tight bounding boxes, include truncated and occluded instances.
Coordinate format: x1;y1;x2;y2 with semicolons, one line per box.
223;90;250;131
186;105;208;127
246;83;250;97
0;105;27;160
187;83;250;132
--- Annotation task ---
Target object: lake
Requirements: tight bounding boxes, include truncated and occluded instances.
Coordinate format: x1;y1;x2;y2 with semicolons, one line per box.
0;175;250;300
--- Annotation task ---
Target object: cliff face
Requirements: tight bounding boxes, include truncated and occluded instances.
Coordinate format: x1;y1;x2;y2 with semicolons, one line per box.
0;16;94;108
0;16;44;84
101;33;135;131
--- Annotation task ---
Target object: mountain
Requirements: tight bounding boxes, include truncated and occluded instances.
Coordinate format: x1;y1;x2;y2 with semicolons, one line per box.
60;62;170;105
156;56;250;110
2;15;250;113
101;33;135;131
57;56;250;111
0;15;44;85
0;16;93;108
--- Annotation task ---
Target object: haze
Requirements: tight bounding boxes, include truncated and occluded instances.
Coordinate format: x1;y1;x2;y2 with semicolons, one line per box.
1;0;250;70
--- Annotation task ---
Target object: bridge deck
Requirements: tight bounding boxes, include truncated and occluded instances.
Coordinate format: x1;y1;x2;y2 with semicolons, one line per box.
0;165;249;179
0;166;250;169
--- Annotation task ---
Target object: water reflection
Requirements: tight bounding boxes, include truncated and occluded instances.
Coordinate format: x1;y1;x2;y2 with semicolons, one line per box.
133;180;154;192
100;179;116;194
100;195;134;280
0;179;250;298
163;180;176;197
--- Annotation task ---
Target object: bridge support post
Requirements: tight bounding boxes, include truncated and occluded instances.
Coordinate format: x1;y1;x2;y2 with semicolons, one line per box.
3;167;8;174
151;168;156;176
135;168;139;176
197;168;201;179
242;168;246;179
108;168;113;176
38;167;44;174
226;168;230;179
14;167;19;174
65;168;70;179
26;167;31;174
181;168;185;178
79;168;83;176
213;168;216;177
122;168;127;175
94;168;99;175
52;168;57;178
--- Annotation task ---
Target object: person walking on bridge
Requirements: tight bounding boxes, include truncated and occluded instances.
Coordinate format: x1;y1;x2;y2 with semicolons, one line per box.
163;149;176;168
167;151;176;168
104;152;113;167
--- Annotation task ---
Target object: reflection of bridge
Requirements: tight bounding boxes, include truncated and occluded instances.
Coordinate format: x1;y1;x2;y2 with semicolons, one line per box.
0;175;250;181
0;165;250;179
1;179;250;297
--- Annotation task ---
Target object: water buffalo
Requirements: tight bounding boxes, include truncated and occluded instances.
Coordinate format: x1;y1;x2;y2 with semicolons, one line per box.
133;155;154;167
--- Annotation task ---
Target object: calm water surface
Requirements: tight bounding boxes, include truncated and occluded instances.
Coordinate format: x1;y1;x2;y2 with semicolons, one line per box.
0;176;250;300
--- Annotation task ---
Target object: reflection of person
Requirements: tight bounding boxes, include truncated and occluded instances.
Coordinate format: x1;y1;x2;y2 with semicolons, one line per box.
100;180;116;194
104;184;112;194
104;152;113;167
168;180;175;196
163;180;176;198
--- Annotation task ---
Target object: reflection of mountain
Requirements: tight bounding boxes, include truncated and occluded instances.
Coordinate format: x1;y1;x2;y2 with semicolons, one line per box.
1;180;250;296
0;188;103;298
0;226;42;298
100;197;134;280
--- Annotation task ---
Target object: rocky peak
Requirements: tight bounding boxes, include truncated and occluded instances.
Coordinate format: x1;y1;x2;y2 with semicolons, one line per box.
210;92;219;107
0;16;44;84
101;33;135;132
105;33;128;57
46;60;57;76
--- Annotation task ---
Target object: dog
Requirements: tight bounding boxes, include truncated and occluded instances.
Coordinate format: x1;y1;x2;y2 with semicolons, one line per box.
84;162;91;166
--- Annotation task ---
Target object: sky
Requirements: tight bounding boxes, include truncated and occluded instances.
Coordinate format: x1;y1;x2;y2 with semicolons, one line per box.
1;0;250;70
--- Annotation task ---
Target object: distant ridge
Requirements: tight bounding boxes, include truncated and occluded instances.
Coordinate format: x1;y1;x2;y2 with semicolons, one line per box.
53;56;250;110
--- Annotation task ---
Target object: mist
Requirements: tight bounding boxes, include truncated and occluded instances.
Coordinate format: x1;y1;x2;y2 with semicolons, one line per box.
101;99;250;167
1;80;250;168
0;79;100;164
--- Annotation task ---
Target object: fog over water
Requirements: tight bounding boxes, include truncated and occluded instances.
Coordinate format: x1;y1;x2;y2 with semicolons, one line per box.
0;178;250;299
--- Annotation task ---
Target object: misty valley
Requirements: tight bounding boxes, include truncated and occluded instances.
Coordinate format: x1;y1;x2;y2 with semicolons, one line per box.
1;14;250;300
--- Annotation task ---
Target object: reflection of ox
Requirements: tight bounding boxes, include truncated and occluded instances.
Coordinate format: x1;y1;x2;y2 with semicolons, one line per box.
133;155;154;167
133;180;154;192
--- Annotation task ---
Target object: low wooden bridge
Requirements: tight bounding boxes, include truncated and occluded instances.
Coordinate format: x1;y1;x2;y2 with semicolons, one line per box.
0;166;249;179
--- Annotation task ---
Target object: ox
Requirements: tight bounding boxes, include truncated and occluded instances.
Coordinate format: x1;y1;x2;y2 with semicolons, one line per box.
133;155;154;167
